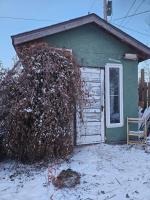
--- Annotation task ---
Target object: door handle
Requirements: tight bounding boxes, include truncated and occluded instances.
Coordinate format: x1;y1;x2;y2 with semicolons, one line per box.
101;105;104;112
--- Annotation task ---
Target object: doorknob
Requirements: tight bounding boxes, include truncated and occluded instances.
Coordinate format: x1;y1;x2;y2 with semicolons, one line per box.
101;105;104;112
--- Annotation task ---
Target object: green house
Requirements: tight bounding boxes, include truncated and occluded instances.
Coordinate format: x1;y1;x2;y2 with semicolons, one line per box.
12;14;150;145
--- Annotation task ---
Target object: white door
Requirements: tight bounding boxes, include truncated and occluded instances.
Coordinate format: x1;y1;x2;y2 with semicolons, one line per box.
76;67;105;145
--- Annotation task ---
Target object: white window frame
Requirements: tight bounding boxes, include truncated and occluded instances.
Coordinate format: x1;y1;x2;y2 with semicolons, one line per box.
105;63;123;128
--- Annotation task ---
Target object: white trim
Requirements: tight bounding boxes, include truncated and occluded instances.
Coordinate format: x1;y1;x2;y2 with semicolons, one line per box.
105;63;124;128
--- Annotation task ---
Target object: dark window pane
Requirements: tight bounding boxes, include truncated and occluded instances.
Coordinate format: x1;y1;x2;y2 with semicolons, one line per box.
110;95;120;123
109;68;120;124
109;68;119;96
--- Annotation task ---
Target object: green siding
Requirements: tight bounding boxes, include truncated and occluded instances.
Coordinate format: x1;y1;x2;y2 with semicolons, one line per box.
41;23;138;143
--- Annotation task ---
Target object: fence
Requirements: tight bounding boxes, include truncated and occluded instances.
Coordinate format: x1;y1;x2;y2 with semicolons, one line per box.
139;69;150;109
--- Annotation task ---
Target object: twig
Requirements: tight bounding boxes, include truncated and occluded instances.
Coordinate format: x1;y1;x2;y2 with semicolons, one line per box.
1;187;10;192
104;194;116;200
115;177;121;185
108;194;116;199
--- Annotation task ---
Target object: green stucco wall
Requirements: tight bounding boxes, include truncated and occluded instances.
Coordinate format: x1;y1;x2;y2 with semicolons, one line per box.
41;23;138;143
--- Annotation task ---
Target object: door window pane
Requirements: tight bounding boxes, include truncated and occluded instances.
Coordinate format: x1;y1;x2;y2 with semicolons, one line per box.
109;68;120;123
109;68;119;96
110;95;120;123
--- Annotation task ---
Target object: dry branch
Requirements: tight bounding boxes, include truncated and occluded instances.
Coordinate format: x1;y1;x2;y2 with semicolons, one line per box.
0;42;85;163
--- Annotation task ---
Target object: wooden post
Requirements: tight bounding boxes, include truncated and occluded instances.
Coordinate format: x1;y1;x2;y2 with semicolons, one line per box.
144;82;147;108
139;69;145;108
141;69;145;107
141;69;144;85
103;0;107;21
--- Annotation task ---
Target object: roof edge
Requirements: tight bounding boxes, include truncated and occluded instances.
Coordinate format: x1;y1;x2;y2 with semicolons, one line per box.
11;13;150;61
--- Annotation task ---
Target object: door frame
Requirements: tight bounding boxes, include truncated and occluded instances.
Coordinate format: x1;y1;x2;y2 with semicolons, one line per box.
74;66;105;145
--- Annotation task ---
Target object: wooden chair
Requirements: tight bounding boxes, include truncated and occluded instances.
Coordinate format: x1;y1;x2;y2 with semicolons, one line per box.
127;117;147;146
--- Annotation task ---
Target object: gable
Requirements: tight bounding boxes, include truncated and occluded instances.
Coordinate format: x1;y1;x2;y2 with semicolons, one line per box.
41;23;138;66
11;14;150;61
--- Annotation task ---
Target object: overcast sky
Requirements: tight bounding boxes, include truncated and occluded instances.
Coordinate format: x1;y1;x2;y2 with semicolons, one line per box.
1;0;150;68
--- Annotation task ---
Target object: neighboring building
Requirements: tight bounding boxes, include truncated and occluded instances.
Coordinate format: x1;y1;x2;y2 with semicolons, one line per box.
11;14;150;145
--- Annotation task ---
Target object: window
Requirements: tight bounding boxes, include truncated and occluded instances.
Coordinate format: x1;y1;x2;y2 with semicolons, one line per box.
105;63;123;128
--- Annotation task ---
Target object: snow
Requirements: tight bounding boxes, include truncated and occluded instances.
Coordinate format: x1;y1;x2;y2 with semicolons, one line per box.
141;107;150;121
1;144;150;200
23;108;33;113
138;106;150;129
12;61;24;79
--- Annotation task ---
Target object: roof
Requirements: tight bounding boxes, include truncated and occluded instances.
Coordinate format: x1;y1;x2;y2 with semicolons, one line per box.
11;13;150;61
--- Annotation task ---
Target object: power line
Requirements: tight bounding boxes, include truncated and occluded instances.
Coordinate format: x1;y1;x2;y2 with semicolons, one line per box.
124;0;145;26
88;0;97;13
134;0;145;14
0;16;58;22
119;0;137;26
114;23;150;38
0;12;149;39
113;9;150;21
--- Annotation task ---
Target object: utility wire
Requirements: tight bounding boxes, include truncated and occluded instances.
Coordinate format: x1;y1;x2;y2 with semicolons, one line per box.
0;11;149;39
2;9;149;24
88;0;97;14
134;0;145;14
113;9;150;21
119;0;137;26
0;16;58;22
124;0;145;26
114;23;150;37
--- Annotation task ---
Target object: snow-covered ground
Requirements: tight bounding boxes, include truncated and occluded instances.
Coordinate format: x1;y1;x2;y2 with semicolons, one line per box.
1;144;150;200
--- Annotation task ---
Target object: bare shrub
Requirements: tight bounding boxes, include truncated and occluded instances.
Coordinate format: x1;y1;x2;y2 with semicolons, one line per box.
1;42;85;163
